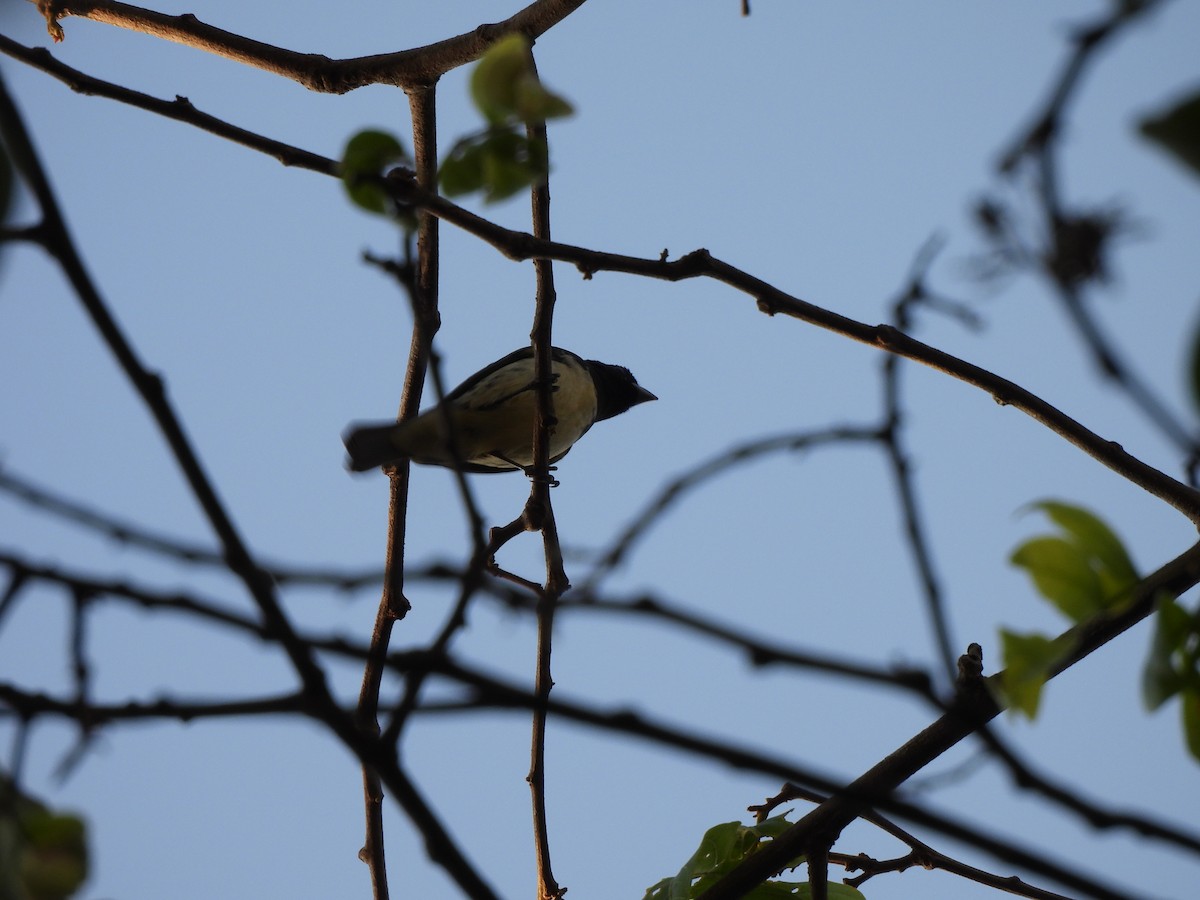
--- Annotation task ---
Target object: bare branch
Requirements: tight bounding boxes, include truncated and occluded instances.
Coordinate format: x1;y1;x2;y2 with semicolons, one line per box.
0;464;382;588
580;426;885;591
760;785;1076;900
0;34;336;174
31;0;588;93
698;543;1200;898
381;176;1200;524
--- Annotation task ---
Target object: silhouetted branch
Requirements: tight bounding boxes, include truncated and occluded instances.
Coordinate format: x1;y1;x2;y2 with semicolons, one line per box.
580;425;885;591
553;589;938;697
0;65;343;734
0;465;383;588
997;1;1162;174
381;174;1200;525
974;724;1200;856
987;0;1197;455
351;80;443;900
0;34;337;175
0;68;499;898
699;544;1200;898
0;682;309;722
420;655;1144;899
755;784;1075;900
880;239;962;686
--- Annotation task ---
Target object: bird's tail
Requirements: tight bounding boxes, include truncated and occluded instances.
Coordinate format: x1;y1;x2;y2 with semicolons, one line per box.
342;421;403;472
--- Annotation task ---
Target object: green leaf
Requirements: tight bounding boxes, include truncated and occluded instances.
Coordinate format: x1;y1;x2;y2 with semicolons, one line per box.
1139;88;1200;178
439;128;549;203
645;815;819;900
998;629;1070;718
1183;689;1200;763
1140;595;1200;763
340;129;409;215
1188;313;1200;419
470;34;574;125
1010;501;1139;621
471;34;529;123
1010;536;1103;622
1037;501;1138;589
438;139;487;197
20;810;88;900
1143;594;1190;710
0;777;89;900
0;140;12;226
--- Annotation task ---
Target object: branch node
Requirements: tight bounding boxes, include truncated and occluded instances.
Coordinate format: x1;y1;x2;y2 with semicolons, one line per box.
956;642;984;687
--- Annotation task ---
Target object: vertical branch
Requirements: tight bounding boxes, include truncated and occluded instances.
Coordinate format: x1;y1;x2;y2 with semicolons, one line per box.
67;587;92;707
525;50;567;900
881;244;960;687
881;351;956;686
355;80;441;900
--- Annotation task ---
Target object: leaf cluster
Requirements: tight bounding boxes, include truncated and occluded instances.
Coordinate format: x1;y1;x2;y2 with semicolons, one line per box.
0;775;89;900
441;33;573;203
644;815;865;900
1004;500;1200;760
340;34;574;216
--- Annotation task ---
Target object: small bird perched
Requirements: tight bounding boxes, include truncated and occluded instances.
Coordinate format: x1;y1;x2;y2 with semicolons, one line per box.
342;346;656;473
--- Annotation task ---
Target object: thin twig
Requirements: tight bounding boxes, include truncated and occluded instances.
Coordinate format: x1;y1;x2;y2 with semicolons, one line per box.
758;784;1077;900
579;425;884;592
378;333;493;744
0;34;336;174
0;65;497;900
0;464;382;588
560;590;937;697
973;724;1200;855
0;66;347;744
525;50;566;900
880;239;960;686
991;0;1196;454
418;654;1166;897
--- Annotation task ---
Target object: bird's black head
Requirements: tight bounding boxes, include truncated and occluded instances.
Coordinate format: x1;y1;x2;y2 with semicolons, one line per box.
586;360;657;421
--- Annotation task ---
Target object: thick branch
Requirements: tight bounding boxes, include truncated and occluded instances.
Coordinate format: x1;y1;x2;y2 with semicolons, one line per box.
33;0;588;92
698;541;1200;898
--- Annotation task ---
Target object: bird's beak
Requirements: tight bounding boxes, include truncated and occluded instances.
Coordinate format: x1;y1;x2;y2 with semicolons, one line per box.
633;385;658;405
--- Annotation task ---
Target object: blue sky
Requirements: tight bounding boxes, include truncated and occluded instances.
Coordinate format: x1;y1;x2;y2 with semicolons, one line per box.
2;2;1199;898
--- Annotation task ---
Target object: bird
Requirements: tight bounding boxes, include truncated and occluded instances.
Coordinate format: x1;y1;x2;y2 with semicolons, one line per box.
342;346;656;473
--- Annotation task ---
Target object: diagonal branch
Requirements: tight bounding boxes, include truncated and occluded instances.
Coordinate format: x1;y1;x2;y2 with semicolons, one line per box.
0;66;340;728
0;34;336;173
0;68;500;900
580;425;885;591
759;783;1076;900
425;655;1148;897
0;464;382;588
698;541;1200;898
990;0;1196;454
380;176;1200;525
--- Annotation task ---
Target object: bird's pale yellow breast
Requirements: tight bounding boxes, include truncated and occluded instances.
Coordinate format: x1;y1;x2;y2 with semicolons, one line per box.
407;353;598;468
